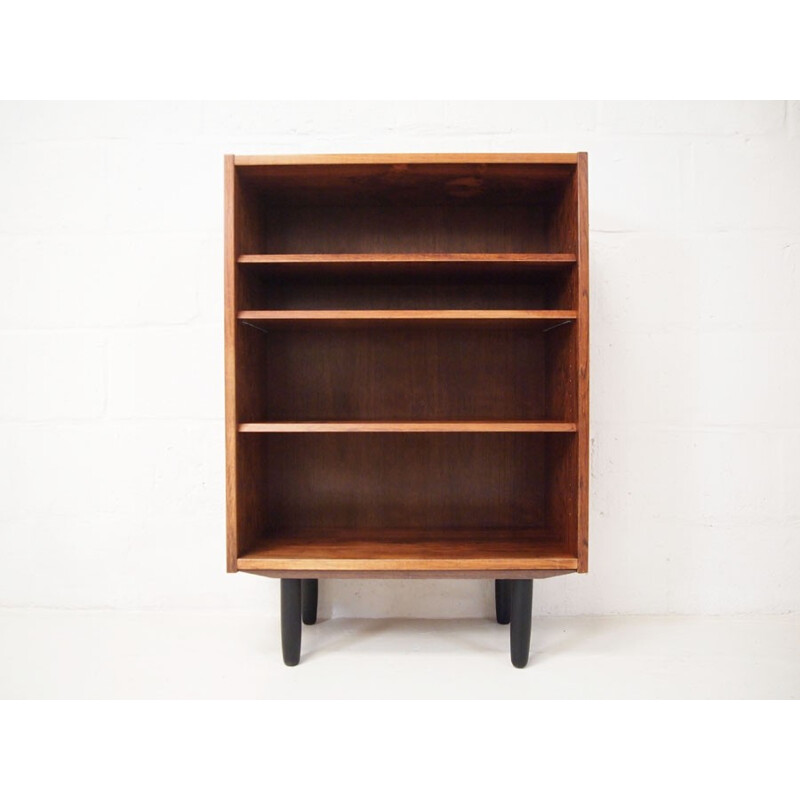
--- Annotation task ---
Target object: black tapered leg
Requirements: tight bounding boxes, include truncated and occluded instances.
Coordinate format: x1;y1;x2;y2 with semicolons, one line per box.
281;579;302;666
302;579;318;625
495;579;511;624
510;579;533;668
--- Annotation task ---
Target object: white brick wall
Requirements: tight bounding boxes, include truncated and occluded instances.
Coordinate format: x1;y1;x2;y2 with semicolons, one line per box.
1;101;798;616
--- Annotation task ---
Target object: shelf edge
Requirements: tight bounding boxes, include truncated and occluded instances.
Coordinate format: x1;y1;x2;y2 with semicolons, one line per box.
236;556;580;572
238;422;577;433
233;153;580;166
238;310;578;321
238;253;578;264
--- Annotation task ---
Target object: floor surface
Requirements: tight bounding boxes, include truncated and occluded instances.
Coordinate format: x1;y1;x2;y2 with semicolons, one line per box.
1;610;797;699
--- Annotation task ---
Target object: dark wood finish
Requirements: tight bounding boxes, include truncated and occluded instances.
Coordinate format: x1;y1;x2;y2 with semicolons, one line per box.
237;321;575;422
576;153;590;573
239;254;575;312
256;205;557;254
233;157;579;255
235;156;577;207
235;433;576;534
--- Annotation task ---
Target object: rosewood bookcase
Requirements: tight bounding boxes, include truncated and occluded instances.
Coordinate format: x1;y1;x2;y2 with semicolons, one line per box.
225;153;589;667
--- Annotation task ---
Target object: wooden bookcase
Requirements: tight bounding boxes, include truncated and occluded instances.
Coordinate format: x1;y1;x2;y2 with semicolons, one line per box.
225;153;589;667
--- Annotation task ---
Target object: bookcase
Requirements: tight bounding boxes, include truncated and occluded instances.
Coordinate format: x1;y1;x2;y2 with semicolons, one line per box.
225;153;589;667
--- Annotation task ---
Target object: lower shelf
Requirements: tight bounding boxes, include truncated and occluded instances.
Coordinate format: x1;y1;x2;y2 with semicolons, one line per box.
237;529;577;573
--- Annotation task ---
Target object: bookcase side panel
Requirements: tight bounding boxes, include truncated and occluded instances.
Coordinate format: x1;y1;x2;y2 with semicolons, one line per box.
576;153;590;572
225;156;238;571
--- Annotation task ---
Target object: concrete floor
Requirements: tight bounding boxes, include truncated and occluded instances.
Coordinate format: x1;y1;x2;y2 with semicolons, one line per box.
1;610;797;699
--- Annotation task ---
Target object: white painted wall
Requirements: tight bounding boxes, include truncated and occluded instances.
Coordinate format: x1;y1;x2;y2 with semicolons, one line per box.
1;101;798;618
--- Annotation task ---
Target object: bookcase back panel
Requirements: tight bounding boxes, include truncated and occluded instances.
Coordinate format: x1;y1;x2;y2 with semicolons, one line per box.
258;204;552;254
241;433;550;531
237;324;577;422
239;268;572;311
235;163;579;255
238;162;573;205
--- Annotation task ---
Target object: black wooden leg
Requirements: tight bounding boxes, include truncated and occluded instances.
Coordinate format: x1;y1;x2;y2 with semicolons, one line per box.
510;579;533;668
281;579;302;666
495;579;511;624
302;579;318;625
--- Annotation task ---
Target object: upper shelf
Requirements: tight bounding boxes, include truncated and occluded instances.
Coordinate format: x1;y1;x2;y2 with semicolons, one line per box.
239;421;577;433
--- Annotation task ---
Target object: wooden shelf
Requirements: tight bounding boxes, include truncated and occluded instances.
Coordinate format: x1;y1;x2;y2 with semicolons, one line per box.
239;253;576;265
238;309;577;327
238;421;577;433
237;529;578;574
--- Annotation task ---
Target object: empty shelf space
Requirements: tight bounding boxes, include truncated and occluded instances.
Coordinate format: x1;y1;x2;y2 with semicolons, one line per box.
237;254;578;311
237;529;578;573
238;421;578;433
238;309;577;326
236;319;576;422
235;433;577;537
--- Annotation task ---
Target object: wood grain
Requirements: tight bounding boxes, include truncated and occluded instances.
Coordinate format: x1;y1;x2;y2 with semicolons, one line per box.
224;156;238;572
237;529;578;572
257;204;557;253
238;422;577;433
241;433;554;531
238;323;554;422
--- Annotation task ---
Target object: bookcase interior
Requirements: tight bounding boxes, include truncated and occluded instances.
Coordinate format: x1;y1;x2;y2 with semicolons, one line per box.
234;162;578;254
236;432;577;556
228;156;586;576
236;320;575;423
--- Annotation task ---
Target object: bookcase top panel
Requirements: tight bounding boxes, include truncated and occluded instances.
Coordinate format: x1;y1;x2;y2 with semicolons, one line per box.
232;153;580;166
231;154;581;206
